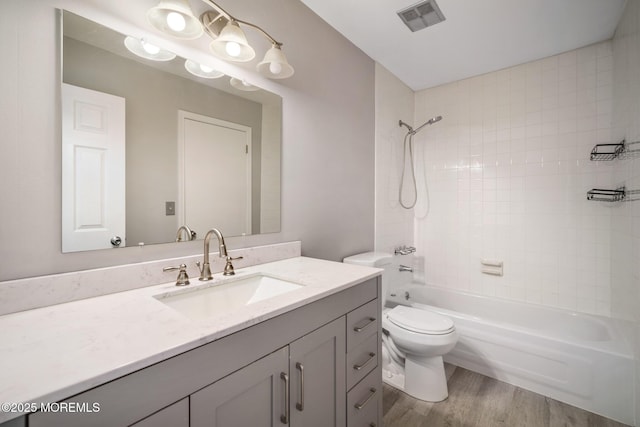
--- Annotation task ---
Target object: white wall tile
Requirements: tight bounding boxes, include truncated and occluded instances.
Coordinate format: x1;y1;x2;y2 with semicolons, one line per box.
374;64;415;255
411;42;614;316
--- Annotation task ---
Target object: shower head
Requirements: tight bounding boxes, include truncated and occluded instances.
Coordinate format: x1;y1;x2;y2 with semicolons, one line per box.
399;115;443;135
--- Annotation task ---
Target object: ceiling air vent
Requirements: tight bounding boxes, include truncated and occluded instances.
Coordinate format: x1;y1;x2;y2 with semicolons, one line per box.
397;0;446;32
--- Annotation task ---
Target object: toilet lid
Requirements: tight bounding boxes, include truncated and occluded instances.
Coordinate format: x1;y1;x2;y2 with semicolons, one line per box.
387;305;455;335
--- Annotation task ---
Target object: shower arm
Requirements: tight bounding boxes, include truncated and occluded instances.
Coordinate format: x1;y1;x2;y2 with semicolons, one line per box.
399;116;442;136
399;120;414;134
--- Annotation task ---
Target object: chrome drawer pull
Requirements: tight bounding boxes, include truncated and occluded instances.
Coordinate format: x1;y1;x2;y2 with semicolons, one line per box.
354;387;377;410
280;372;289;424
353;352;376;371
353;317;376;332
296;362;304;411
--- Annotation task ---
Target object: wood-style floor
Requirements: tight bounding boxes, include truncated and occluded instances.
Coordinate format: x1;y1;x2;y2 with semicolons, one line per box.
382;364;630;427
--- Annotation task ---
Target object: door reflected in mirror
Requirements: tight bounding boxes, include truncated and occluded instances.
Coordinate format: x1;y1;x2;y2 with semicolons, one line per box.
61;10;282;253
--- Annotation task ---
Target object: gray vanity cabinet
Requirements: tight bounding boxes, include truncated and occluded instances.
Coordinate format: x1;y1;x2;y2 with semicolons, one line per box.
191;347;289;427
191;317;346;427
289;317;346;427
24;277;380;427
130;398;189;427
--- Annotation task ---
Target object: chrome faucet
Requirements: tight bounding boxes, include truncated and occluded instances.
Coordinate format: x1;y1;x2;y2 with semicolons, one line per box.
197;228;243;280
399;265;413;272
175;225;196;242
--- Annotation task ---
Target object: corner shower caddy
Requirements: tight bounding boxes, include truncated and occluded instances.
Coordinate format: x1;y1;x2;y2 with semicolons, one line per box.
587;139;640;202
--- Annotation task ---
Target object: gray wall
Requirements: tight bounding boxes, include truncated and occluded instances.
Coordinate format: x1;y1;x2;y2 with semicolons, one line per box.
0;0;375;281
64;37;264;244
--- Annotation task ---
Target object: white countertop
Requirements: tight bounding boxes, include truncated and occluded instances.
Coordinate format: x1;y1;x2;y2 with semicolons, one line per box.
0;256;381;423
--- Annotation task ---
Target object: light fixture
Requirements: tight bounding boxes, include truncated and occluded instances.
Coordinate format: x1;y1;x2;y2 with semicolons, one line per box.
230;77;259;92
257;44;294;79
185;59;224;79
124;36;176;61
209;20;255;62
147;0;203;39
146;0;294;79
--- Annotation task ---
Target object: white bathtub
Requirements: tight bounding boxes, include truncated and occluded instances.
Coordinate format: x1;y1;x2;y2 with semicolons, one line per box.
385;283;635;426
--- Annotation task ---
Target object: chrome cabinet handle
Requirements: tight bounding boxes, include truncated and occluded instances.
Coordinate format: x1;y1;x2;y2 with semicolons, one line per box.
296;362;304;411
110;236;122;247
353;317;376;332
354;387;377;410
353;352;376;371
280;372;289;424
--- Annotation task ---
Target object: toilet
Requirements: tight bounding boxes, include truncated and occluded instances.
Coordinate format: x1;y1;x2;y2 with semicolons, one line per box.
343;252;458;402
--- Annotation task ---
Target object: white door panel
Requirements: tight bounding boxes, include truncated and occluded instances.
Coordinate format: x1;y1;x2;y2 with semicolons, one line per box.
62;83;126;252
178;111;251;238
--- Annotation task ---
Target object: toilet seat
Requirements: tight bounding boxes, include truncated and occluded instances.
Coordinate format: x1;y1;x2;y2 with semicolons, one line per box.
387;305;455;335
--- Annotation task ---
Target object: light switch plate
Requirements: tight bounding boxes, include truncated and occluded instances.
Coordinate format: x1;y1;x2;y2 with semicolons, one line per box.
166;201;175;216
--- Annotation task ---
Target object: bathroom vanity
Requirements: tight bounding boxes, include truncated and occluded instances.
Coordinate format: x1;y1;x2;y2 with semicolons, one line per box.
0;257;382;427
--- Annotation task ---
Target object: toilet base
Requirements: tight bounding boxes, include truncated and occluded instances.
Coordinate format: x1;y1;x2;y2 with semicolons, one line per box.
404;355;449;402
382;366;405;391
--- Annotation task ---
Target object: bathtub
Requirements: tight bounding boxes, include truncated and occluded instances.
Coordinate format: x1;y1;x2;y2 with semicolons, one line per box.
385;283;635;426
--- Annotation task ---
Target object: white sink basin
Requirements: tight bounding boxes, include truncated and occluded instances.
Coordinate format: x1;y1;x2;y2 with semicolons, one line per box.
154;274;304;321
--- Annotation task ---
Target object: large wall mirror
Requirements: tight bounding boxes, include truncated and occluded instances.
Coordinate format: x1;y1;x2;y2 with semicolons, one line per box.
61;11;282;253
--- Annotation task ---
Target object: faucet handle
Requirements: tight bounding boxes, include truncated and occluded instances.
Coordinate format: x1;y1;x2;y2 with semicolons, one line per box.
163;263;190;286
223;256;243;276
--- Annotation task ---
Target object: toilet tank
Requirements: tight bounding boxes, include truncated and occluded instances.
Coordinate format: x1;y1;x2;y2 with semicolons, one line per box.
343;252;393;305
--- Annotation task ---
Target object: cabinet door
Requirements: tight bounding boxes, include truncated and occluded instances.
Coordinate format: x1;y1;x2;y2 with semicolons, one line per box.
191;347;289;427
289;317;346;427
130;398;188;427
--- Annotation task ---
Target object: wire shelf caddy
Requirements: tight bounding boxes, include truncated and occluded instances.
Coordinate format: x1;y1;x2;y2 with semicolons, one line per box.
586;187;640;202
590;139;640;161
586;188;626;202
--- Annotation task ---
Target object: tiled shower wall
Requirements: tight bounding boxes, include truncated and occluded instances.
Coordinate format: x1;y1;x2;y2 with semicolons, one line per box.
375;64;415;254
412;42;614;316
610;1;640;423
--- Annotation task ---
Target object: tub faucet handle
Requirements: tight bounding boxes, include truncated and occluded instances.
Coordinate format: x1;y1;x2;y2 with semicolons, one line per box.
394;245;417;255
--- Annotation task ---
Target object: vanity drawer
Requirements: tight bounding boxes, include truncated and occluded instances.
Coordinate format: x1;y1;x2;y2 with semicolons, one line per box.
347;369;380;427
346;332;378;390
347;299;379;352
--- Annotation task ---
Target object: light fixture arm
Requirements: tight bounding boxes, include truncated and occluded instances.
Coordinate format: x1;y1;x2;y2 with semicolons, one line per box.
234;18;283;47
197;0;231;20
197;0;283;47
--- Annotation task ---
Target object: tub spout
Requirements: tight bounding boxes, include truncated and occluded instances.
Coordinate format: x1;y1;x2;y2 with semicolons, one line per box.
399;265;413;273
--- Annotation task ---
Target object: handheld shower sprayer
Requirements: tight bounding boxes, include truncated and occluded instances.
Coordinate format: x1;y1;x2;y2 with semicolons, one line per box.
398;115;443;209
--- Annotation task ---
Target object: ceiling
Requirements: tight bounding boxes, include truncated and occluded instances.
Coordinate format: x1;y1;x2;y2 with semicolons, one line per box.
300;0;628;91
